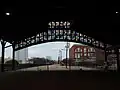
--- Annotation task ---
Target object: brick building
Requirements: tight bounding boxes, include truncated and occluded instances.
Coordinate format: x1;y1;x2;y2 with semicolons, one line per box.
69;44;105;63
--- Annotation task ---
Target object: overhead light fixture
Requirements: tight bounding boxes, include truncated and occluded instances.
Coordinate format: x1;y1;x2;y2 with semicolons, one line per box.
6;12;10;16
116;12;119;14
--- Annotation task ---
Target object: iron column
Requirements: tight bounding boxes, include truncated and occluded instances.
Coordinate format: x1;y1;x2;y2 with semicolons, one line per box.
116;48;120;72
1;40;6;72
65;45;68;68
12;43;15;70
65;42;70;69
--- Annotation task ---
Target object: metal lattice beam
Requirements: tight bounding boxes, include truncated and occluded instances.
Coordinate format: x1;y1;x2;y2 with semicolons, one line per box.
14;21;107;51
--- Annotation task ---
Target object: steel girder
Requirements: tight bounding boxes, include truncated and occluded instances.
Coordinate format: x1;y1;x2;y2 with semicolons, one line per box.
14;21;109;51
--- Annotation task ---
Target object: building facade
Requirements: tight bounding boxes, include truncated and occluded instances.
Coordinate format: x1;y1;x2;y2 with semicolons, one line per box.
15;48;28;63
69;44;105;62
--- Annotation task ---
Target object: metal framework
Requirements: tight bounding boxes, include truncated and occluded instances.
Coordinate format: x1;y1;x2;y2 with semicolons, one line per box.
14;21;106;51
105;45;120;71
0;21;116;72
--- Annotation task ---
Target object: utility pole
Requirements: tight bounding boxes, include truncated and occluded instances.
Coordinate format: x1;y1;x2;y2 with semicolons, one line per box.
65;42;70;69
59;49;64;62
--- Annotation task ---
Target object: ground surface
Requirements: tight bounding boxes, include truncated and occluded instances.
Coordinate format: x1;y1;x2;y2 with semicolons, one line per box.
16;64;99;71
0;70;119;90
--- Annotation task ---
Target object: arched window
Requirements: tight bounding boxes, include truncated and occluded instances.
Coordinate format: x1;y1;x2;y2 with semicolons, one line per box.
75;48;78;52
77;48;80;52
75;47;82;52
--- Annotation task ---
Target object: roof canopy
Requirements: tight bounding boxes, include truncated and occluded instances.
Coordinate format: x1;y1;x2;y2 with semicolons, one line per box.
0;1;119;46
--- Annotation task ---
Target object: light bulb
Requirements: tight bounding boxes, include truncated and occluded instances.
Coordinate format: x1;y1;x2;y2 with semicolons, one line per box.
6;13;10;15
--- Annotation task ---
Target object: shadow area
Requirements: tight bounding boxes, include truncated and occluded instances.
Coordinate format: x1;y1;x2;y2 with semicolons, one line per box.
0;71;119;90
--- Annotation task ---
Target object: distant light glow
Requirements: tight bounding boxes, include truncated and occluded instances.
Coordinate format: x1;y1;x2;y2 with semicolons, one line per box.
6;13;10;15
116;12;119;14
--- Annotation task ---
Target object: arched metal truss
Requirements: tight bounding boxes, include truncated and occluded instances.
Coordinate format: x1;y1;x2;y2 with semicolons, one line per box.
14;21;107;51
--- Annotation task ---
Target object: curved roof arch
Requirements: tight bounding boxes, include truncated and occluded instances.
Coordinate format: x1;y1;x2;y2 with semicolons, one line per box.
14;28;105;51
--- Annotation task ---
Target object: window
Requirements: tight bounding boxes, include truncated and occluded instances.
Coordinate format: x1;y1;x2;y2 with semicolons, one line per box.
81;53;82;56
84;48;86;52
75;48;78;52
112;50;114;53
88;53;90;57
90;48;93;52
78;53;80;58
84;53;87;56
75;53;77;58
75;48;81;52
78;48;80;52
80;49;82;52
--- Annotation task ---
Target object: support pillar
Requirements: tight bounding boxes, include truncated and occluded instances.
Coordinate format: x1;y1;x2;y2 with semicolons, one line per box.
104;44;108;71
66;47;68;69
105;50;107;62
12;43;15;70
116;48;120;72
1;40;6;72
104;44;107;62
